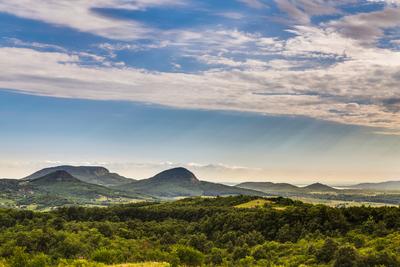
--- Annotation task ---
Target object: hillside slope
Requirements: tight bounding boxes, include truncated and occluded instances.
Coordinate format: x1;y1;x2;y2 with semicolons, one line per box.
348;181;400;191
1;171;149;209
28;170;140;200
115;167;265;198
302;182;337;192
237;181;337;193
24;165;133;186
236;181;299;192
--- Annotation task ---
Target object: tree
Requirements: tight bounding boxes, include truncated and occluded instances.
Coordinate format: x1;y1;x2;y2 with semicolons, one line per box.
317;238;338;263
208;248;224;265
91;248;121;264
29;253;51;267
8;247;29;267
334;246;360;267
239;256;255;267
252;244;268;260
233;245;250;261
277;224;295;242
174;245;205;266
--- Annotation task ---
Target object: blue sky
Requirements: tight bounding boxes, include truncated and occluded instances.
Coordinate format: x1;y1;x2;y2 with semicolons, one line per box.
0;0;400;183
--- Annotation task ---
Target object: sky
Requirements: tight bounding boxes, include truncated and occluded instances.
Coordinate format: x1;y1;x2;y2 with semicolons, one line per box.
1;0;400;184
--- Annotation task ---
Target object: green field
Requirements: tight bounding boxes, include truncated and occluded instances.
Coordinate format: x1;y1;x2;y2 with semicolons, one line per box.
292;196;398;207
234;198;271;208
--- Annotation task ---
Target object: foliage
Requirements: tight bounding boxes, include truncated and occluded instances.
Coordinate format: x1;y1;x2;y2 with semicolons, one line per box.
0;196;400;266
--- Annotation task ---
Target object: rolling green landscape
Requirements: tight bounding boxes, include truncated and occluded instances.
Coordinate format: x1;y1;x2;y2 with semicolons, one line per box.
0;167;265;209
2;166;400;210
1;195;400;266
1;166;400;266
3;0;400;266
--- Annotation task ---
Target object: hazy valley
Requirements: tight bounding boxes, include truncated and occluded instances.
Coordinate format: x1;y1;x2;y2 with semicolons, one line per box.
2;166;400;210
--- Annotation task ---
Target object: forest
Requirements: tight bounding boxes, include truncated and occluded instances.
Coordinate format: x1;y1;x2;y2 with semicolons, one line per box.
1;195;400;267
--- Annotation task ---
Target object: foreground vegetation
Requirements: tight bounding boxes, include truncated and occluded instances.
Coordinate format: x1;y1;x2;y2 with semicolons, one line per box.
1;196;400;266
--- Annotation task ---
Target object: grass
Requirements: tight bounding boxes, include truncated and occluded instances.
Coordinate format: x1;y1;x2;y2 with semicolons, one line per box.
235;198;271;208
107;263;170;267
0;197;15;208
26;204;38;210
235;198;290;210
292;196;396;207
235;196;397;209
272;206;288;210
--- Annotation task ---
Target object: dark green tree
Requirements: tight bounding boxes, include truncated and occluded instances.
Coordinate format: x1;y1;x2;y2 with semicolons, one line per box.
174;245;205;266
334;246;360;267
317;238;338;263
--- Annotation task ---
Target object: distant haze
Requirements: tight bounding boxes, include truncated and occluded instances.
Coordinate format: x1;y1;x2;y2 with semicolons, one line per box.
3;161;400;185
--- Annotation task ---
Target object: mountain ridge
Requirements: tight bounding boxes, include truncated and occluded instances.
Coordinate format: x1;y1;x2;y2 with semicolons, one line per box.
150;167;200;184
26;170;149;207
24;165;133;186
30;170;80;183
236;181;337;193
302;182;337;192
347;180;400;191
115;167;265;198
236;181;299;192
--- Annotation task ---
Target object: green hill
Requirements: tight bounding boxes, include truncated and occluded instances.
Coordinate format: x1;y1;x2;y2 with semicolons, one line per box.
115;167;265;198
24;165;133;186
301;182;337;192
348;180;400;191
30;170;81;183
0;179;20;192
28;170;136;200
1;171;149;209
236;181;337;193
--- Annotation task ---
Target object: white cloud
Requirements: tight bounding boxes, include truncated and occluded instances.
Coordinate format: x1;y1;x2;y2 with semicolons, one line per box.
216;12;244;20
237;0;267;9
367;0;400;5
328;7;400;43
275;0;311;24
1;1;400;132
170;29;259;48
4;37;67;52
0;0;185;40
274;0;350;25
1;44;400;131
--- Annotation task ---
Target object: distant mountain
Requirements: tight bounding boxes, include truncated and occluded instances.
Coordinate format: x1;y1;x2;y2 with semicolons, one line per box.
114;167;265;198
150;167;200;184
348;181;400;191
236;182;299;192
27;170;143;201
0;179;20;192
24;165;133;186
0;171;149;209
30;170;80;183
302;183;337;192
236;181;337;193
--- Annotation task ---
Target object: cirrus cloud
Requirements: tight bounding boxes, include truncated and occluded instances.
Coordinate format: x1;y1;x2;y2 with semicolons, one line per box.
1;0;400;133
1;42;400;131
0;0;186;40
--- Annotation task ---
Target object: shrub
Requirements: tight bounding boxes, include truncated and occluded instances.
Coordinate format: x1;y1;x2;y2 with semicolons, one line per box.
92;247;121;264
174;245;204;266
